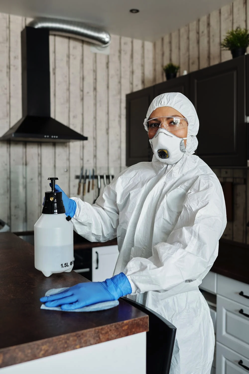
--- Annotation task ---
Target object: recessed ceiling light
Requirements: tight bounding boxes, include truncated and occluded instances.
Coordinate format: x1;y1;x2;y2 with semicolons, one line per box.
130;9;140;14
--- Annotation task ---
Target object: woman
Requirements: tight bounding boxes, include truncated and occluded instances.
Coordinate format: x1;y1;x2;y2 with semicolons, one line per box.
41;93;227;374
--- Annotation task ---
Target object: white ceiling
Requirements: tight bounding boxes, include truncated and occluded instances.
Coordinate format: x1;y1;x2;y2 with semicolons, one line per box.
1;0;233;42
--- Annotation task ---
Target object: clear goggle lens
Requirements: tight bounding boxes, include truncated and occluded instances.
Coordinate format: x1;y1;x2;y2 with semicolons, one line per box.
146;116;188;134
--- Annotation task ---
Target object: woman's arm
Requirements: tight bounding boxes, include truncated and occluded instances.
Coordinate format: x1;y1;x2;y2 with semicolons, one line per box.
71;181;119;242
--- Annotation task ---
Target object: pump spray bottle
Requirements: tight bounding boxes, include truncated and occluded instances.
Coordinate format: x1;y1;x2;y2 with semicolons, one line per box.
34;177;74;277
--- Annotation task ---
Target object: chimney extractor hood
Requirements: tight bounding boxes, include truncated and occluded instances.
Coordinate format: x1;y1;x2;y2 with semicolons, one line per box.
0;26;87;143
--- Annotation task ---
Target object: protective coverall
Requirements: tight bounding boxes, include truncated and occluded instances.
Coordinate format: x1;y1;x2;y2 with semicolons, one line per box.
71;93;227;374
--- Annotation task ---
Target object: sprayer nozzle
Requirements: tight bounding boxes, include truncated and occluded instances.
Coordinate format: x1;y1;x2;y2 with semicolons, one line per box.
48;177;58;192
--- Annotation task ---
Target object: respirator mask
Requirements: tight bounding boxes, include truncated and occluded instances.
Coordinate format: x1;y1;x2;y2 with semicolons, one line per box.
145;116;188;165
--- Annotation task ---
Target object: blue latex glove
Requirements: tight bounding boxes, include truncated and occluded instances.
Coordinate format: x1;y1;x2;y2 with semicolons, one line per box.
40;273;132;311
51;184;76;218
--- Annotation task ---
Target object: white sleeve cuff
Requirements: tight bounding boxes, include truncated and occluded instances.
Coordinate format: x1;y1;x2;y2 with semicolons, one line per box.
70;197;80;218
126;275;138;295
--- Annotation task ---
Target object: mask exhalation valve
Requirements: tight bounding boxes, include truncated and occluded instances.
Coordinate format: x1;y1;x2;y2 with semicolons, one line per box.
158;149;169;159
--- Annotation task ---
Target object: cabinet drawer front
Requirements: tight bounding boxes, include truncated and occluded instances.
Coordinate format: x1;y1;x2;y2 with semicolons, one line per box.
218;275;249;307
200;271;217;294
217;296;249;358
216;342;249;374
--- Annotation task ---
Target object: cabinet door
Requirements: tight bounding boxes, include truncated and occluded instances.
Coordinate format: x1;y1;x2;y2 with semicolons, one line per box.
216;342;249;374
154;75;190;98
126;87;154;166
190;56;247;166
92;246;119;282
217;274;249;308
216;295;249;358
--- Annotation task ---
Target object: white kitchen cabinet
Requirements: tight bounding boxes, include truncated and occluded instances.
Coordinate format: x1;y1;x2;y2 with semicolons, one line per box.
217;275;249;308
216;295;249;358
92;245;119;281
200;272;249;374
216;275;249;373
200;271;217;294
216;342;249;374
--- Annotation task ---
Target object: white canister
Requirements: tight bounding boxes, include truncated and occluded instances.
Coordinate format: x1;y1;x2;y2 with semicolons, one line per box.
34;177;74;277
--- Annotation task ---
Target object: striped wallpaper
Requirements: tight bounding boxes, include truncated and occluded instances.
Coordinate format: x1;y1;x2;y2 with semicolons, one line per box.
0;0;249;243
0;13;154;232
153;0;249;82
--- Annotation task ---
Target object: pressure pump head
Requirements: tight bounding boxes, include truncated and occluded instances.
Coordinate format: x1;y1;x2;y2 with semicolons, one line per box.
49;177;58;192
42;177;65;214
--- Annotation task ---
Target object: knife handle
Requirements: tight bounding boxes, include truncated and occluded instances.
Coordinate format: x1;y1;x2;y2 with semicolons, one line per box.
88;180;91;193
83;183;86;196
77;182;81;195
92;179;95;190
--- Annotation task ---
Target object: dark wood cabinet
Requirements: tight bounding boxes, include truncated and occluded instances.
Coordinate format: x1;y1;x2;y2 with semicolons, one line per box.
126;55;249;167
190;56;247;167
154;75;190;98
126;87;154;166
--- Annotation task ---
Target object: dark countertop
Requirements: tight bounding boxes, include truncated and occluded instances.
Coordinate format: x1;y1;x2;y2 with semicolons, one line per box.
211;238;249;285
0;232;148;368
15;231;249;285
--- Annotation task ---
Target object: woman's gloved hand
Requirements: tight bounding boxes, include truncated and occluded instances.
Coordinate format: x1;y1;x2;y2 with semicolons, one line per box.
40;273;132;311
51;184;76;218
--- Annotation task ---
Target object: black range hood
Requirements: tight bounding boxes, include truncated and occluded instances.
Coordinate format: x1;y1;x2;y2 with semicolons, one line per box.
0;27;87;143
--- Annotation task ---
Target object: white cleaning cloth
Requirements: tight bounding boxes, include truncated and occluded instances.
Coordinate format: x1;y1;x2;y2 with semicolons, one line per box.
40;287;119;312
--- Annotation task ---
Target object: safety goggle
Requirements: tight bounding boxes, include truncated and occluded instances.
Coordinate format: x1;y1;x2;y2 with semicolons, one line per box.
145;116;188;134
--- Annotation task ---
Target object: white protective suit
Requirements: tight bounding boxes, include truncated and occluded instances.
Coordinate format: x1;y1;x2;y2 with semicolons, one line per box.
71;93;227;374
